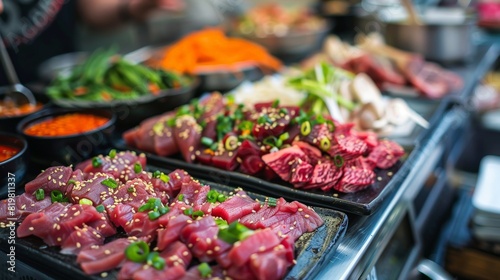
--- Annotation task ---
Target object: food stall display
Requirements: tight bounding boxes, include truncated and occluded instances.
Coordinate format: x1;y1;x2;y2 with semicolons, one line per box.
0;1;497;279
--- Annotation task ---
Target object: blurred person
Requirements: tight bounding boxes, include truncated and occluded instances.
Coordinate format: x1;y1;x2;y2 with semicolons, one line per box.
0;0;184;85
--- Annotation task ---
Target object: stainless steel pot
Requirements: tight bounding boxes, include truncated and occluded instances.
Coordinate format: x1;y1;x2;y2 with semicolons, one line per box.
384;9;476;63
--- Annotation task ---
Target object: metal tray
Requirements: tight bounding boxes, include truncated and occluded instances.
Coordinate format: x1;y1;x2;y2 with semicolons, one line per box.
0;159;348;280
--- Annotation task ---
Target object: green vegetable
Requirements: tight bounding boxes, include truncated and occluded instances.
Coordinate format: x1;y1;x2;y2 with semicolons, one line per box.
183;208;193;216
35;189;44;201
101;178;118;189
198;263;212;278
217;221;254;244
301;121;311;136
133;162;142;174
238;120;254;131
192;210;204;218
224;135;238;151
67;179;76;186
148;211;161;220
320;137;331;151
92;157;102;168
96;205;105;213
109;149;117;158
125;241;150;263
50;190;64;203
272;99;280;108
268;197;277;207
334;155;344;167
79;198;93;205
201;137;214;147
178;194;184;201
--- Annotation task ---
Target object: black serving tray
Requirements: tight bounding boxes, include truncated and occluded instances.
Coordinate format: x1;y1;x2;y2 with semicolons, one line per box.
0;159;348;280
124;148;414;216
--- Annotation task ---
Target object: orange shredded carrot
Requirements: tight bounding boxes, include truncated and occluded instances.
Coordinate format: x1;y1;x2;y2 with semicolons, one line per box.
154;28;282;74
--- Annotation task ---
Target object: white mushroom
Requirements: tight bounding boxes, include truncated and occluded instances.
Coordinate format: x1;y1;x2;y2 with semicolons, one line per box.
358;102;388;130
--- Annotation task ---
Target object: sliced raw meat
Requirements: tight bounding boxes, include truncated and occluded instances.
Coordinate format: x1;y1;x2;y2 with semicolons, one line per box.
228;228;281;267
212;190;261;223
199;92;225;120
136;115;162;153
249;237;294;280
157;214;192;250
212;149;240;171
367;139;405;169
328;135;367;161
0;193;51;222
239;155;265;175
132;263;186;280
305;162;343;190
262;146;306;181
293;141;322;165
290;159;314;185
25;166;73;194
60;226;104;255
122;212;159;240
122;127;139;148
77;238;132;274
76;151;146;183
180;216;220;262
109;204;134;229
173;115;202;163
175;179;209;206
69;173;116;205
334;167;376;193
301;123;330;148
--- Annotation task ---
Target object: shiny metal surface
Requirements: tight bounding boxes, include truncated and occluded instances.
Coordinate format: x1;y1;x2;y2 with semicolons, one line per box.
315;108;468;280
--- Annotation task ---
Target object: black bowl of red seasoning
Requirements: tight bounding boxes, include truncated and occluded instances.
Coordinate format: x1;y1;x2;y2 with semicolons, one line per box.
17;108;116;167
0;133;29;198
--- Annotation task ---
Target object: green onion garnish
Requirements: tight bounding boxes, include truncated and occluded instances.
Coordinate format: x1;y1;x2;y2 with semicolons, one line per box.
35;189;44;201
148;211;161;220
178;194;184;201
166;118;176;127
238;120;254;131
50;190;64;203
217;194;227;203
109;149;117;158
192;210;204;218
101;178;118;189
320;137;331;151
263;136;277;147
67;179;76;186
151;255;165;270
257;116;266;124
127;187;135;193
138;203;151;213
201;137;214;147
217;221;254;244
92;157;102;168
153;170;161;178
198;263;212;278
279;108;288;115
206;190;219;203
96;205;105;213
183;208;193;216
158;206;169;215
160;173;169;183
268;197;277;207
133;163;142;174
272;99;280;108
334;155;344;167
79;198;93;205
125;241;149;263
300;121;312;136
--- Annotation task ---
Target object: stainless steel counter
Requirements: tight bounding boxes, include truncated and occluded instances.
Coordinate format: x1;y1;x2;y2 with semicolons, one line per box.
315;108;469;280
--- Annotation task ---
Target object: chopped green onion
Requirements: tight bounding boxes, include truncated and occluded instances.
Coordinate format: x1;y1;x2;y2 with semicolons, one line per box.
224;135;238;151
79;198;93;205
109;149;117;158
139;202;151;212
320;137;331;151
301;121;312;136
166;118;176;127
206;190;219;203
263;136;277;147
257;116;266;124
268;197;277;207
334;155;344;167
147;252;160;266
198;263;212;278
192;210;204;218
176;105;191;116
96;205;105;213
153;170;161;178
210;143;219;151
178;194;184;201
217;221;254;244
125;241;149;263
279;132;289;142
160;173;169;183
67;179;76;186
217;194;227;203
279;108;288;115
215;219;228;228
101;178;118;189
50;190;64;203
152;256;165;270
199;120;207;128
326;119;336;132
183;208;193;216
92;157;102;168
148;211;161;220
201;137;214;147
238;120;254;131
35;189;44;201
127;187;135;193
133;163;142;174
158;206;169;215
226;94;235;104
272;99;280;108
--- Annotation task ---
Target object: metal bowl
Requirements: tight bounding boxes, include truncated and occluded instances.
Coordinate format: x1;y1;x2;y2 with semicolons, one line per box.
234;24;330;58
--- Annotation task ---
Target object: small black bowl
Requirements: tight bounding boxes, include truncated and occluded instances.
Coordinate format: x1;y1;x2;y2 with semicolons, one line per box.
17;108;116;167
0;133;28;198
